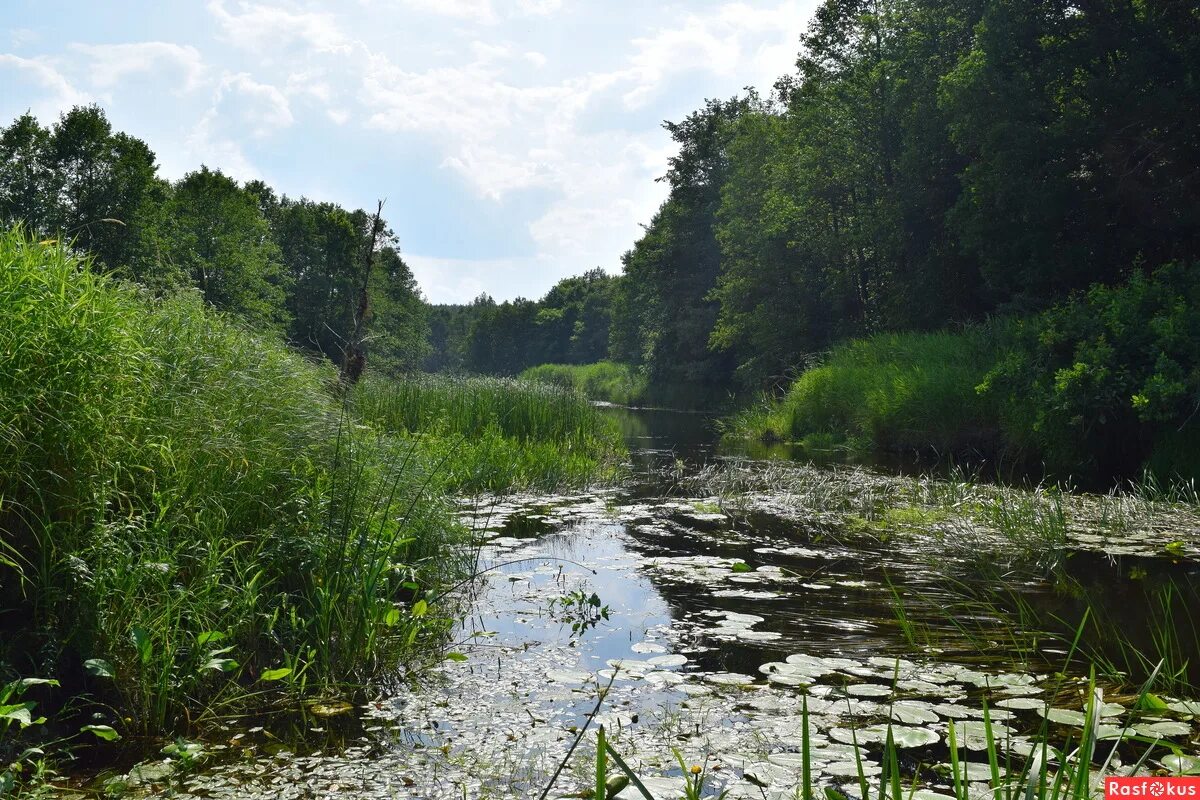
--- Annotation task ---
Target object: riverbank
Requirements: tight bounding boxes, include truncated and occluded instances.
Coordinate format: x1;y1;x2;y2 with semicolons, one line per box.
0;231;623;790
725;265;1200;486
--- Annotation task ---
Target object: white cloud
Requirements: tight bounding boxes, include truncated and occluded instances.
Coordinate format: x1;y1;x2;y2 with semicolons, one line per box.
70;42;206;92
216;72;294;137
0;54;90;118
184;110;260;179
399;0;497;25
207;1;351;53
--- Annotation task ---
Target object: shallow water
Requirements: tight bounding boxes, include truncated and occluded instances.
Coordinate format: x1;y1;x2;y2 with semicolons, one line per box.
115;406;1200;799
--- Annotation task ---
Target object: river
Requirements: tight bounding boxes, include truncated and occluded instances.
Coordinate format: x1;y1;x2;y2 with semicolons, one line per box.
116;406;1200;799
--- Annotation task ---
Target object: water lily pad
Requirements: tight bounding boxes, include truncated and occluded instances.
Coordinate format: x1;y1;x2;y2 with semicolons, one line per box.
647;654;688;668
948;721;1015;750
1133;720;1192;738
830;725;940;748
1159;754;1200;775
1168;699;1200;716
846;683;893;698
704;672;757;687
825;760;883;777
1037;707;1087;726
546;668;594;684
995;697;1045;711
307;700;353;717
631;641;669;654
891;701;940;725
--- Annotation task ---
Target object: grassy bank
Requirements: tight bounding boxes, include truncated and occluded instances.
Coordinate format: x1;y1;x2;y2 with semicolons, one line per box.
727;265;1200;484
519;361;649;407
725;327;1007;455
0;229;621;781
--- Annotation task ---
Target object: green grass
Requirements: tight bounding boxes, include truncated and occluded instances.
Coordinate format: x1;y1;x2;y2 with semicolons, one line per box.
351;374;625;493
0;230;467;743
519;361;649;407
0;227;622;780
724;326;1009;456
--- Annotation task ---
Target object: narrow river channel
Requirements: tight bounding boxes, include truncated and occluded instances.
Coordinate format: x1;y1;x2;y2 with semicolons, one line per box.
125;406;1200;799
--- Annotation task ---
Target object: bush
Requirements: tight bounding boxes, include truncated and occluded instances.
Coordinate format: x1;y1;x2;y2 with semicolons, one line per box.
979;263;1200;481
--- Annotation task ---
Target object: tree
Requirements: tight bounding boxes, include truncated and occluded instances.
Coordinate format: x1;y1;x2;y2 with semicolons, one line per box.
148;167;289;327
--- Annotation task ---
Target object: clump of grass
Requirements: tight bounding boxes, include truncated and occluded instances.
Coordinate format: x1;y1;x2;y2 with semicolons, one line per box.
0;229;465;744
519;361;649;407
351;374;624;492
724;325;1010;455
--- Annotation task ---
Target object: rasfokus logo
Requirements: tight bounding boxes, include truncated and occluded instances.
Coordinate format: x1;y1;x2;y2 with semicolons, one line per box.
1107;778;1200;798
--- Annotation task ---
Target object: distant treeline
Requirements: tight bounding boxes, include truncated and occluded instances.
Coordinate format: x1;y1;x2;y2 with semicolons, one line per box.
0;106;427;375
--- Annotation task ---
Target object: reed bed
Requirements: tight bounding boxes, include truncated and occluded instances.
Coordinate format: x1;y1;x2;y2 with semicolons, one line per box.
0;226;620;775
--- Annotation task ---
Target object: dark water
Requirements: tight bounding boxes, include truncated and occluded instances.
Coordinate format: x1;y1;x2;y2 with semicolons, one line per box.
595;404;1200;686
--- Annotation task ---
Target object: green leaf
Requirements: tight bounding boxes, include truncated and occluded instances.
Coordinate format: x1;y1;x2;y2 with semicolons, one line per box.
412;599;428;618
731;561;752;573
260;667;292;682
81;724;121;741
17;678;58;688
0;703;35;728
131;626;152;665
383;608;401;627
85;659;115;678
444;652;468;662
197;631;226;646
1138;693;1170;711
202;658;239;673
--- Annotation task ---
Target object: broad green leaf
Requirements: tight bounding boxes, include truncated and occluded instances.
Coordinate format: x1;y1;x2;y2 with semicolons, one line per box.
731;562;752;573
85;659;115;678
197;631;226;646
202;658;239;673
260;667;292;682
17;678;58;688
81;724;121;741
0;703;34;727
444;652;468;662
412;599;428;618
383;608;401;627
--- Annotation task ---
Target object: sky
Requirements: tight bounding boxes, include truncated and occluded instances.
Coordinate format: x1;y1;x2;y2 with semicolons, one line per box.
0;1;817;304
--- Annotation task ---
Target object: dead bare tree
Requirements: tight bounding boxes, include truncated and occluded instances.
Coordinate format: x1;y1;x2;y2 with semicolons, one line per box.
341;199;385;386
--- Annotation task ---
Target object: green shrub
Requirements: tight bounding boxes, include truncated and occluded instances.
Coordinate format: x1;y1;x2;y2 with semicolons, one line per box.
979;263;1200;481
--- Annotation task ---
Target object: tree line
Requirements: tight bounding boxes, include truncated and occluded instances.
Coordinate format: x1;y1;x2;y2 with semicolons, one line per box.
0;106;428;376
612;0;1199;395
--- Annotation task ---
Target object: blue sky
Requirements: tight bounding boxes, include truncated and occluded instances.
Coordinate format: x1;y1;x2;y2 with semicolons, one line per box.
1;1;816;303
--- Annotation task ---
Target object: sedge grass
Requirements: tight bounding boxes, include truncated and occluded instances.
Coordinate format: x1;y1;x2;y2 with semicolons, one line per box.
351;374;625;493
519;361;650;407
0;228;468;745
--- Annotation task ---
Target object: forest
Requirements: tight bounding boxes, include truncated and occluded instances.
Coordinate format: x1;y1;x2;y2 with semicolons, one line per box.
430;0;1200;482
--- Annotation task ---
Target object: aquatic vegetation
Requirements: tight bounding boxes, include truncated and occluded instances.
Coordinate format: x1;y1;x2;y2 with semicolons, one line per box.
722;326;1008;456
520;362;650;407
351;374;625;492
